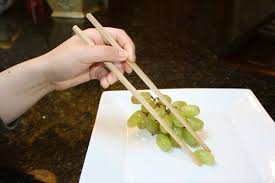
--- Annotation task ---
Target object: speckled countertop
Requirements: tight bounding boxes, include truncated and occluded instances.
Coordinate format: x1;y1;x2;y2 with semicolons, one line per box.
0;1;274;182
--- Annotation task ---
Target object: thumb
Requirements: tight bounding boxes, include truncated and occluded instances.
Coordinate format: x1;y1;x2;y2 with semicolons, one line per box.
82;45;129;63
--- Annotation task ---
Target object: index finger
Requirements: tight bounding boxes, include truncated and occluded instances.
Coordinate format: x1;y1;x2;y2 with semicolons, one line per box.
104;28;136;62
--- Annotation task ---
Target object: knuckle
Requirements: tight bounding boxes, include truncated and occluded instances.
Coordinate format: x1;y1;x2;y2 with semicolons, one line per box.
84;28;95;33
104;46;119;59
102;46;111;57
75;45;87;57
119;28;126;34
132;43;136;50
114;49;121;60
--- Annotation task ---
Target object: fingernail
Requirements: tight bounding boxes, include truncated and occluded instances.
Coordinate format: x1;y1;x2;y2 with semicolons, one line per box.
127;54;136;62
100;78;109;89
119;50;128;59
126;66;132;74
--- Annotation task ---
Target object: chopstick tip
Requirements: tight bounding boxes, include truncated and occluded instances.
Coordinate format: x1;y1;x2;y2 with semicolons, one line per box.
86;13;92;18
72;25;82;34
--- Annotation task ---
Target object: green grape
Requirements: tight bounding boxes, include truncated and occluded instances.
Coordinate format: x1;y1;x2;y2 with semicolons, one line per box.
137;116;149;129
149;100;157;108
178;109;187;118
148;113;155;120
159;116;173;134
181;105;200;117
141;100;157;114
167;126;184;147
141;92;152;100
164;114;173;123
131;96;139;104
159;94;172;106
155;106;166;117
131;92;152;104
170;136;180;147
164;94;172;103
160;126;167;134
171;114;185;128
146;119;159;135
147;106;166;120
182;128;198;147
187;117;204;131
194;150;215;165
173;126;183;137
141;105;149;113
168;126;184;147
172;101;187;109
127;110;145;127
156;134;172;152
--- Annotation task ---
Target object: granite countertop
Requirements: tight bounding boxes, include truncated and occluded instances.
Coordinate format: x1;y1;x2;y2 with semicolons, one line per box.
0;1;274;182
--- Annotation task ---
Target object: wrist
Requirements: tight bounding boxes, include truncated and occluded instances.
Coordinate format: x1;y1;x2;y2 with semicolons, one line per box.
0;56;55;124
34;53;56;93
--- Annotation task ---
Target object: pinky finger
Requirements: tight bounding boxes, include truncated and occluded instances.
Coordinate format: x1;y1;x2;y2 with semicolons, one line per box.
100;77;110;89
100;76;110;89
107;72;118;85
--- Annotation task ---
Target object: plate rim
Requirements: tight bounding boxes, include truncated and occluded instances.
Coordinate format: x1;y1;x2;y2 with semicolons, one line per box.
79;88;275;183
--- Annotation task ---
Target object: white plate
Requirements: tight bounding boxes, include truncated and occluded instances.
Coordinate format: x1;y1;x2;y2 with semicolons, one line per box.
79;89;275;183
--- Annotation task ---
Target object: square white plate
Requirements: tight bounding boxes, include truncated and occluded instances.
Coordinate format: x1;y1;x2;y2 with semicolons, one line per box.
79;89;275;183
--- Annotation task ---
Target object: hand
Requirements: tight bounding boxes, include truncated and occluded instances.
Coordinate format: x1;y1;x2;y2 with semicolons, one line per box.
0;27;135;123
42;28;136;90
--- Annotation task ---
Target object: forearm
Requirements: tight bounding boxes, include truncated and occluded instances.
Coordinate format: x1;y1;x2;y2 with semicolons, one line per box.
0;55;54;124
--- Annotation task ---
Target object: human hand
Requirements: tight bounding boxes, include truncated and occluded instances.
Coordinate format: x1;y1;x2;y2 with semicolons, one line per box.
42;28;136;90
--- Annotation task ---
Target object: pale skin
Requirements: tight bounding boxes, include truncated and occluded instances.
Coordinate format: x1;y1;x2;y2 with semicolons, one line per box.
0;28;136;125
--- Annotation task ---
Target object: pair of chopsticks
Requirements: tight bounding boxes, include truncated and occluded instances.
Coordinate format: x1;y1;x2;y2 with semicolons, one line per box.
73;13;212;165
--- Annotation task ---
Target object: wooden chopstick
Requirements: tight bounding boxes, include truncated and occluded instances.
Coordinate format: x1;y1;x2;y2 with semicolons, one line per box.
85;13;210;152
72;25;201;165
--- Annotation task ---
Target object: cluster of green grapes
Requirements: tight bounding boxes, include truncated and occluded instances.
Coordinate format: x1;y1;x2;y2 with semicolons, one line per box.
127;92;214;166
